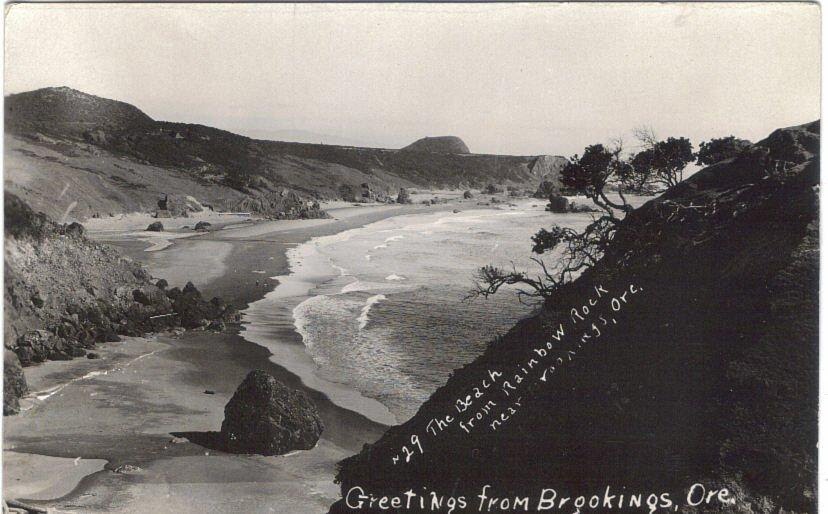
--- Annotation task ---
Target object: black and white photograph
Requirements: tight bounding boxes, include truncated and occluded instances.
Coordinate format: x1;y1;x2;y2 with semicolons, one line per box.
0;3;821;513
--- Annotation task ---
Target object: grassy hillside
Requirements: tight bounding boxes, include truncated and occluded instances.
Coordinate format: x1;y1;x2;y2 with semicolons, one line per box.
5;87;564;221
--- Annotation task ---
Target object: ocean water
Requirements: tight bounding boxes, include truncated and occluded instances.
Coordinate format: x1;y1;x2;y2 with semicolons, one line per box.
243;198;599;423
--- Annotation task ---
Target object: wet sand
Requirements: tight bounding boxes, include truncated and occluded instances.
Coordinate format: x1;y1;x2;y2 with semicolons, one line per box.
3;198;477;513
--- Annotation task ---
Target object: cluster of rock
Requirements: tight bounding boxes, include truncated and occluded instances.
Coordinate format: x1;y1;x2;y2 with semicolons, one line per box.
154;194;207;218
220;370;324;455
224;188;329;220
3;193;239;415
146;220;213;232
396;188;412;204
339;183;396;204
544;194;599;214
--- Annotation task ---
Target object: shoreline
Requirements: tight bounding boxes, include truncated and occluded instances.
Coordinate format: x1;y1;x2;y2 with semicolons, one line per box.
240;200;550;425
4;195;495;512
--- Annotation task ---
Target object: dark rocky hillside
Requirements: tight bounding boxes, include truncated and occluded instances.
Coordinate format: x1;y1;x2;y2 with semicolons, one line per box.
401;136;470;154
5;86;153;131
3;193;239;414
5;87;563;221
330;122;819;513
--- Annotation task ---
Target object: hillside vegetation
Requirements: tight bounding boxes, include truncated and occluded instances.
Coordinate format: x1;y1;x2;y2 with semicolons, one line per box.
5;87;563;221
331;122;819;514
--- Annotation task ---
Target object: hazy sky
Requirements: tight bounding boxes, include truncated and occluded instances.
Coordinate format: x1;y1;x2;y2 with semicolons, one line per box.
5;3;821;156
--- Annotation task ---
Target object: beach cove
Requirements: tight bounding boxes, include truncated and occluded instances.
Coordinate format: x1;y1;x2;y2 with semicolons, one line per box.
3;194;532;513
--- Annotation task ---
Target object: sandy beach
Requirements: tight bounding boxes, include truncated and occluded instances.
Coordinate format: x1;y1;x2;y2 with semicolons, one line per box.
3;196;486;513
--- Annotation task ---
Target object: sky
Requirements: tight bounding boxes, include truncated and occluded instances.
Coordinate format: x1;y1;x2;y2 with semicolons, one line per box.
4;3;821;156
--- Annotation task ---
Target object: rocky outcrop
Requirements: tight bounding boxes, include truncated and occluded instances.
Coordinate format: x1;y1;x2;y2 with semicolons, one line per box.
533;178;560;199
330;121;819;513
396;188;411;204
223;189;329;220
159;194;205;217
3;193;240;413
146;222;163;232
220;370;323;455
545;193;569;213
529;154;568;181
4;351;27;415
401;136;470;154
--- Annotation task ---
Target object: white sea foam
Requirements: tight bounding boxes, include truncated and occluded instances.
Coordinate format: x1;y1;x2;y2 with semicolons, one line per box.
340;280;367;293
357;294;386;330
240;199;639;420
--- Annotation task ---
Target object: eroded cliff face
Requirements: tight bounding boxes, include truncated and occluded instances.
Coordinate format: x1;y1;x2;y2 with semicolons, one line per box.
3;193;239;414
330;122;819;513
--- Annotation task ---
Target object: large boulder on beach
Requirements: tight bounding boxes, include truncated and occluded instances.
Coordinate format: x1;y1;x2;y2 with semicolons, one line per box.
220;370;323;455
146;221;163;232
545;193;570;213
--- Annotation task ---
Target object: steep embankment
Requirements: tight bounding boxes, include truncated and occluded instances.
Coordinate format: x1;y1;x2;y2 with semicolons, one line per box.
330;122;819;513
5;87;563;221
3;193;239;414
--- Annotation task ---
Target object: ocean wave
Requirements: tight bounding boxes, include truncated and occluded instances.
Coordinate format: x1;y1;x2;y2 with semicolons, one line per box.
357;294;386;330
373;244;388;250
341;280;366;293
384;235;405;242
331;263;349;276
385;274;406;281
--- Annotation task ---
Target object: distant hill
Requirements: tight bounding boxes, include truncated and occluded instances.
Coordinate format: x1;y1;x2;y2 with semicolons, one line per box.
5;86;153;130
4;87;565;221
401;136;470;154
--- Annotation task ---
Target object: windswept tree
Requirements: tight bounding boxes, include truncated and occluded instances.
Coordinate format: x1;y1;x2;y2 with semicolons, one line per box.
631;128;695;189
469;141;633;303
696;136;751;166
